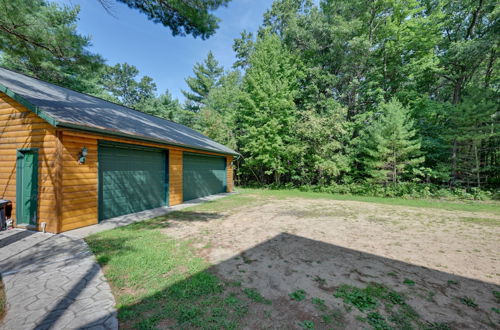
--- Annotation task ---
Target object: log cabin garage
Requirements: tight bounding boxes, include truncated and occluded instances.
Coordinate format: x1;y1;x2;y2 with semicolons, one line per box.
0;67;237;233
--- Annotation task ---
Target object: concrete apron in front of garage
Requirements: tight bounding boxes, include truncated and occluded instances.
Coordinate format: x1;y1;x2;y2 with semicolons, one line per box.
0;192;234;329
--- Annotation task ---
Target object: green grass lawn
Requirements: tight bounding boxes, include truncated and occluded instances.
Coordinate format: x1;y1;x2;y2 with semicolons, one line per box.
86;188;499;328
86;220;252;329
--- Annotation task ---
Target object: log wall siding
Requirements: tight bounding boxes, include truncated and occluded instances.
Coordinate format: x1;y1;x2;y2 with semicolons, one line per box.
0;92;58;232
60;131;99;232
226;156;234;192
169;150;183;206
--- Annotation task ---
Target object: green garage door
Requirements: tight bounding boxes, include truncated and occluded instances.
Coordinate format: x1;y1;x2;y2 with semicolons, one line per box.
183;153;226;201
98;142;167;220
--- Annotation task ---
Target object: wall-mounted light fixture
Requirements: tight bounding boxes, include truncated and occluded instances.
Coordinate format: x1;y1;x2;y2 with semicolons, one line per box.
78;146;88;164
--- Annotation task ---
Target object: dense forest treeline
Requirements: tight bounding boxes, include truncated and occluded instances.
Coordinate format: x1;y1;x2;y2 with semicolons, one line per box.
1;0;499;198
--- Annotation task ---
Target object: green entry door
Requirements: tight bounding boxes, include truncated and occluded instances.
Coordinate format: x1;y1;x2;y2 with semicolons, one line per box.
16;149;39;226
183;153;226;201
98;142;168;221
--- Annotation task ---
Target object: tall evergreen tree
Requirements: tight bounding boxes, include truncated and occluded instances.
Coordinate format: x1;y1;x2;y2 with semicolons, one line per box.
356;99;424;183
182;51;223;112
0;0;104;93
237;33;303;184
198;70;242;149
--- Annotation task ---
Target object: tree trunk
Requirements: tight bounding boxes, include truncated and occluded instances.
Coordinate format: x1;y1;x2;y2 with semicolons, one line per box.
450;139;458;187
474;141;481;188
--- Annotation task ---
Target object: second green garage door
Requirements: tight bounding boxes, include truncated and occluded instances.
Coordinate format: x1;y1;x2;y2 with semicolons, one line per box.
183;153;226;201
98;142;168;220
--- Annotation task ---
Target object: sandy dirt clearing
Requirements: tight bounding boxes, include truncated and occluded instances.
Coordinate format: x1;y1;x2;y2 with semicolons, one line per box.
161;196;500;329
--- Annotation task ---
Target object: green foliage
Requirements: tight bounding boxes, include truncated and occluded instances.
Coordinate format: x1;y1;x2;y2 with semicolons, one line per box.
85;221;251;328
459;296;478;308
296;182;496;201
311;297;326;310
99;63;156;107
136;90;184;121
366;312;391;330
0;0;104;93
182;51;224;112
355;99;424;183
238;33;304;184
334;283;420;329
403;279;416;286
243;288;272;304
298;320;315;329
2;0;499;193
197;70;241;149
113;0;232;39
289;289;307;301
334;285;378;311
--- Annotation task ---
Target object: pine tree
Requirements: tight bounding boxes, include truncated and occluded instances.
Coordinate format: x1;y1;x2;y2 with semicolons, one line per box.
0;0;104;93
198;71;242;150
237;33;303;184
182;51;223;112
357;99;424;183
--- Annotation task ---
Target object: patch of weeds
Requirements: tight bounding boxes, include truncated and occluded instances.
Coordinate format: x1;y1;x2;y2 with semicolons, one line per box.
459;296;478;308
334;283;420;329
403;278;415;286
387;272;398;277
298;320;315;329
491;307;500;314
322;314;334;324
312;297;327;311
447;280;458;286
229;281;241;287
366;312;391;330
333;285;378;311
224;293;248;316
493;290;500;303
243;288;271;305
289;289;307;301
178;306;202;322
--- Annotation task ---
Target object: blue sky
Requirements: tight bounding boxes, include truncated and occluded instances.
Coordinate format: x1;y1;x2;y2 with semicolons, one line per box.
61;0;273;101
